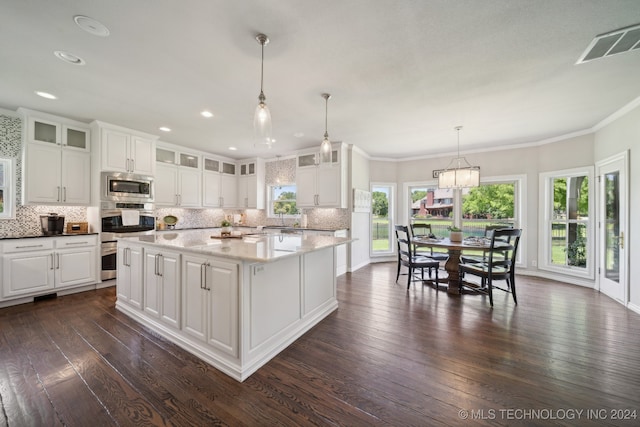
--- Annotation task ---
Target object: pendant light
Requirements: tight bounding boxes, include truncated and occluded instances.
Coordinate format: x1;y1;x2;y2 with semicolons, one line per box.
437;126;480;189
254;33;273;147
320;93;332;164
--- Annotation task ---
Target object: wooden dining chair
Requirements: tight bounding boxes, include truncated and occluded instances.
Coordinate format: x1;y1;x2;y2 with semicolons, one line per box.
460;224;513;265
395;225;440;289
410;223;449;262
458;228;522;306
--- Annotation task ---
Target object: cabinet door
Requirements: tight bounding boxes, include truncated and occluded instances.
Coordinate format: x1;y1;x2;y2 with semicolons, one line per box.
117;245;143;309
55;246;97;288
24;144;62;203
220;174;237;208
62;125;90;151
28;117;61;146
316;166;341;207
101;129;130;172
178;169;202;207
61;150;91;205
155;163;179;206
295;167;317;207
207;259;239;357
160;252;180;328
182;254;208;341
237;175;249;208
131;136;155;175
2;252;54;298
143;251;161;318
202;172;222;207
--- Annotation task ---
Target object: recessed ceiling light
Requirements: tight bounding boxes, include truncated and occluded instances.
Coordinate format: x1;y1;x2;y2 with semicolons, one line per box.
73;15;110;37
228;147;237;151
159;127;171;132
35;91;57;100
201;110;214;118
293;132;304;138
54;51;86;65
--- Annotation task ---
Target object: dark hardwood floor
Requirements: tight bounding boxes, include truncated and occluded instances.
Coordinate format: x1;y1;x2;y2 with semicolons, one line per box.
2;262;640;426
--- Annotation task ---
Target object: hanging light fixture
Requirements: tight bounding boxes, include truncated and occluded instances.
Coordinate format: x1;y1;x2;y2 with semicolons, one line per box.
438;126;480;189
320;93;332;164
254;33;273;147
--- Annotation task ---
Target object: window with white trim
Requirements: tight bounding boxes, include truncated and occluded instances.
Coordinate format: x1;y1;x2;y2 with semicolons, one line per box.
539;167;594;279
267;184;299;218
0;158;15;219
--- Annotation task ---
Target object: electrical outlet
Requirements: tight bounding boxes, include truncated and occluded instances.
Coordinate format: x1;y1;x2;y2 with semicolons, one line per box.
531;260;537;267
254;265;264;275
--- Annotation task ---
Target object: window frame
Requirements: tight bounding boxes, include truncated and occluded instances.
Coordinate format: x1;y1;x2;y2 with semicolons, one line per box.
0;158;15;220
539;166;595;279
370;182;395;257
267;183;299;219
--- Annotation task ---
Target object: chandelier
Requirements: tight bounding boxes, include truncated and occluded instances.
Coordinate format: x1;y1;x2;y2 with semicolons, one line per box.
438;126;480;189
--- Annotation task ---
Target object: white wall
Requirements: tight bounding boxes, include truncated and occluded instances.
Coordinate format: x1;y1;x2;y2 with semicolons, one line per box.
594;103;640;308
370;133;596;284
349;146;371;272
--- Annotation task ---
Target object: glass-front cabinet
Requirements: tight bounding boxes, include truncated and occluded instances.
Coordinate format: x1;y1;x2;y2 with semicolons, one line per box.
26;115;90;152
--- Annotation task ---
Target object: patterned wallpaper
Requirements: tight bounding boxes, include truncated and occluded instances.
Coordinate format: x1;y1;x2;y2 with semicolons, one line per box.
0;114;87;237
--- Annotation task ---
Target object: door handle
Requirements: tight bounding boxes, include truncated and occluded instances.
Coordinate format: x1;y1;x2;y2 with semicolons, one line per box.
50;253;55;270
55;253;60;269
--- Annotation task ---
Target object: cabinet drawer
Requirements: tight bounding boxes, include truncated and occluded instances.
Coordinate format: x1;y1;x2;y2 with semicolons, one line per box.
3;239;54;253
55;235;98;249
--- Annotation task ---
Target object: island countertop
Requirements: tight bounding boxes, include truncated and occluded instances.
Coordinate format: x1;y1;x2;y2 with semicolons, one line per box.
118;229;352;263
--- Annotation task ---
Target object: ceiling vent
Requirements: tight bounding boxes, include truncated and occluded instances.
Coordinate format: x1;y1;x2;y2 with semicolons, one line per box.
576;23;640;64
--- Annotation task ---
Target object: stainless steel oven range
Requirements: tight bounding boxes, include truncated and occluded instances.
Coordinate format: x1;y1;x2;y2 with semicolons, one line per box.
100;201;155;280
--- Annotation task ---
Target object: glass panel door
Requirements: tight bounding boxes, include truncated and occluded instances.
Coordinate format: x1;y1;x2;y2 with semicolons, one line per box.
604;171;620;282
371;184;393;255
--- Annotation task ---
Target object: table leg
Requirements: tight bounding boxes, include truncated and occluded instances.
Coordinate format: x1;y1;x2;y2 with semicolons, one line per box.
444;249;461;294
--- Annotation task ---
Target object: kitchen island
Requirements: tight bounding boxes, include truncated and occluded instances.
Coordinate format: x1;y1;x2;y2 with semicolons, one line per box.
116;229;351;382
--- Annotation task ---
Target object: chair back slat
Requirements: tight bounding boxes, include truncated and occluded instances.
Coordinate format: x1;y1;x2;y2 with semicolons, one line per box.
487;228;522;269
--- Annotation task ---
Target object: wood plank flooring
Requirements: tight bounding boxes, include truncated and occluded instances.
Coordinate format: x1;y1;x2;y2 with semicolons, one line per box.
2;262;640;426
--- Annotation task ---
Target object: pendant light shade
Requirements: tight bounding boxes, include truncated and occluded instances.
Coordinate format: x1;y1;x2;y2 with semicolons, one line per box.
254;33;273;147
438;126;480;189
320;93;332;164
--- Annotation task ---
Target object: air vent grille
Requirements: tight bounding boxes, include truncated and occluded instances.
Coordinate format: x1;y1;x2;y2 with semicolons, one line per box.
577;23;640;64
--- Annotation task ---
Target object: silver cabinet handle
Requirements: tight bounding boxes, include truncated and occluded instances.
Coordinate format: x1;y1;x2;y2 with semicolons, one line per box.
205;262;210;290
50;253;54;270
64;241;89;246
16;244;44;249
158;254;163;277
131;158;135;172
154;254;159;276
126;159;130;172
124;247;130;267
63;187;67;202
200;262;206;289
56;253;60;269
57;186;61;202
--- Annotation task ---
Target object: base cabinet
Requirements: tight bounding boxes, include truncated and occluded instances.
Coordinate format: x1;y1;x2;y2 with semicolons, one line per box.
117;242;143;310
144;249;180;328
1;236;98;301
182;255;239;357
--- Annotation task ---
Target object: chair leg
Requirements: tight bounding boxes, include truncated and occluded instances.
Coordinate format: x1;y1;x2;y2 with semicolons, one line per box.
407;267;412;289
396;262;401;283
510;273;518;305
488;279;494;307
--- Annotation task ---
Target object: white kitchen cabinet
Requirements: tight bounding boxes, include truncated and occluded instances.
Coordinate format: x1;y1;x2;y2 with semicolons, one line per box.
93;121;156;175
20;110;91;205
117;241;143;309
295;144;346;208
182;254;239;357
155;162;202;207
203;157;237;208
143;248;180;328
237;158;265;209
2;236;98;300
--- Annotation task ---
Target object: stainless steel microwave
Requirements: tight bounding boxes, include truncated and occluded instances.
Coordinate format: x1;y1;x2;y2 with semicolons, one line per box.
101;171;154;202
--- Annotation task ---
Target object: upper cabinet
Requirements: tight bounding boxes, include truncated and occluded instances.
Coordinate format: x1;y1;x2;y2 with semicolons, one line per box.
155;145;202;207
295;143;347;208
237;158;265;209
19;109;91;205
92;121;156;175
202;156;238;208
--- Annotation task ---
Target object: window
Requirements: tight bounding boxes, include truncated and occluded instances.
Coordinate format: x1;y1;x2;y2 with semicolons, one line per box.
408;184;453;236
370;183;395;256
460;181;517;236
0;158;15;219
268;184;298;217
539;167;594;279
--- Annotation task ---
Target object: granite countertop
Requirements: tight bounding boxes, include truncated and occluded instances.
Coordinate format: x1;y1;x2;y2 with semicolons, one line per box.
0;232;98;240
156;225;348;233
120;229;353;263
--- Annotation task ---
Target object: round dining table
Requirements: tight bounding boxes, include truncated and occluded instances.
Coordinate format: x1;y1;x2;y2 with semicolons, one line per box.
412;237;492;294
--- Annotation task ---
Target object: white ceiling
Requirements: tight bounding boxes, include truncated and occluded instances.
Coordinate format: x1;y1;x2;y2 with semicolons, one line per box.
2;0;640;160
